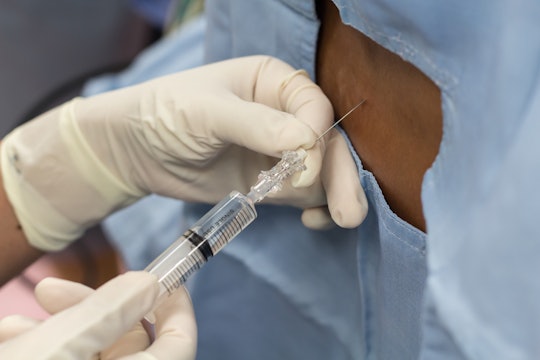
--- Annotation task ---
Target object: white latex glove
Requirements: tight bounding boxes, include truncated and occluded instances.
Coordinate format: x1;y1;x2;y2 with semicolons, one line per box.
1;55;367;251
0;271;196;360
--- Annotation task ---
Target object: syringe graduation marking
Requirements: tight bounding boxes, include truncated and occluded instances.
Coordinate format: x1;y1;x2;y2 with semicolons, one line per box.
209;203;256;251
160;200;257;294
146;100;366;300
184;230;213;260
163;250;205;293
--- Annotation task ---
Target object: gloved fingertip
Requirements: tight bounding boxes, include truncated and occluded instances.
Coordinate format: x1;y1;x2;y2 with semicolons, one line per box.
0;315;40;330
301;208;336;230
34;277;94;314
330;190;369;228
0;315;40;341
292;147;323;188
35;276;72;289
291;169;315;188
35;277;78;300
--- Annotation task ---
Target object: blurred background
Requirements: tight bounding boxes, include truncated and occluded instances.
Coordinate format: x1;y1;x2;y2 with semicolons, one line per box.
0;0;163;136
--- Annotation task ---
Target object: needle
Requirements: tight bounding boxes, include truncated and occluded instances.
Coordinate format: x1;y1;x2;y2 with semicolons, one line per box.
315;99;366;142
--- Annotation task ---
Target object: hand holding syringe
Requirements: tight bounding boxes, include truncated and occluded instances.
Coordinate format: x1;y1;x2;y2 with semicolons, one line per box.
144;100;365;320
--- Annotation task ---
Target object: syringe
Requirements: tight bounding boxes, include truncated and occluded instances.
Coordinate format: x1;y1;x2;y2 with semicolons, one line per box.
144;100;365;320
144;149;307;321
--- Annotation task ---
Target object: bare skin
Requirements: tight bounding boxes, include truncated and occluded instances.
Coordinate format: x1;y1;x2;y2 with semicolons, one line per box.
0;148;43;285
0;1;442;285
316;0;443;231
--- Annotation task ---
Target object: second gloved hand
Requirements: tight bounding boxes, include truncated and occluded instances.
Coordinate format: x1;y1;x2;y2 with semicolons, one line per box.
1;55;367;251
0;272;196;360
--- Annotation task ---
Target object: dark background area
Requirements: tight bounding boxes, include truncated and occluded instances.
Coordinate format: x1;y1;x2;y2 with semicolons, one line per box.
0;0;157;136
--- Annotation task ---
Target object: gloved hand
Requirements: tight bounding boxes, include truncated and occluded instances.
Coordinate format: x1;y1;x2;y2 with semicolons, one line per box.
1;55;367;251
0;271;196;360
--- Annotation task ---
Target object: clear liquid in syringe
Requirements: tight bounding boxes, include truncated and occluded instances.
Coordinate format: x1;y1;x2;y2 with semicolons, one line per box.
145;190;257;303
144;99;366;321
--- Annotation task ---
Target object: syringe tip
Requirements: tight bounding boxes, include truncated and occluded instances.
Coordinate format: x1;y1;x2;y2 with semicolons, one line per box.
247;149;307;202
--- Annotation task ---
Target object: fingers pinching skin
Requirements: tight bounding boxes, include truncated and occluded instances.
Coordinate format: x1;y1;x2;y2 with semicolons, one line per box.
255;58;334;187
205;57;332;166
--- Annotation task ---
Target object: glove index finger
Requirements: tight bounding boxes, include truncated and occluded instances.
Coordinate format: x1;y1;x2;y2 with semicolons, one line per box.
210;98;318;158
0;315;41;342
35;277;94;315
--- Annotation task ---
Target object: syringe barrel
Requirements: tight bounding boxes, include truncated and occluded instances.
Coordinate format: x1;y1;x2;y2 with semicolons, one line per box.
145;191;257;302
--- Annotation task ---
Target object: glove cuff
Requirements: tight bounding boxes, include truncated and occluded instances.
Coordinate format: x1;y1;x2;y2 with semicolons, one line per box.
0;99;144;251
1;139;83;251
60;98;144;201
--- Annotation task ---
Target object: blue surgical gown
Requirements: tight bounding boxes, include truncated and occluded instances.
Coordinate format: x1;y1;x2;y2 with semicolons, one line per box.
91;0;540;358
